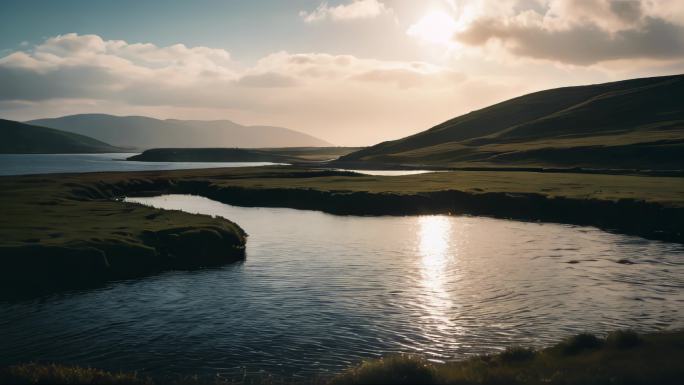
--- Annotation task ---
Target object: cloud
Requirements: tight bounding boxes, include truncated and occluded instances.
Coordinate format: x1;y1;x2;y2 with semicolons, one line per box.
448;0;684;65
0;33;240;105
0;33;463;101
249;51;465;88
0;33;471;145
351;67;465;89
457;16;684;65
300;0;391;23
236;73;299;88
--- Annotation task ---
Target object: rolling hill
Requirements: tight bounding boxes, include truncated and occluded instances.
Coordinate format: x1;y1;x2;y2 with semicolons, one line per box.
28;114;332;150
0;119;123;154
339;74;684;171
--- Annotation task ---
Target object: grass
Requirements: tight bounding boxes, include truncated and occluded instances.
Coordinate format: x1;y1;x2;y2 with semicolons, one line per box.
0;170;247;296
188;167;684;206
329;356;436;385
2;330;681;384
331;329;684;385
0;363;153;385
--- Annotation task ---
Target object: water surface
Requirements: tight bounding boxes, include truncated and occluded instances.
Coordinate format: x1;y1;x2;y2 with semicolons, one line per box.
0;153;284;176
0;153;432;176
0;194;682;379
335;168;441;176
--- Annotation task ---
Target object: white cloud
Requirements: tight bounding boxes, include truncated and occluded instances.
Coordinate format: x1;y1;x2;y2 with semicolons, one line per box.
300;0;391;23
2;27;679;146
0;33;472;145
249;51;462;87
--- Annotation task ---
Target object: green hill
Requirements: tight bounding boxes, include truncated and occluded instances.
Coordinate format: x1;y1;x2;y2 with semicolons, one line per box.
0;119;123;154
339;74;684;170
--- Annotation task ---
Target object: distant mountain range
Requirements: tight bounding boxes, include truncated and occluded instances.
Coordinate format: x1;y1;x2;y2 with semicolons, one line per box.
340;74;684;171
28;114;332;149
0;119;123;154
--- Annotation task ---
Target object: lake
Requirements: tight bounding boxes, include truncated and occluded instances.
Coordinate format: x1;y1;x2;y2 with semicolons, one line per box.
0;153;283;176
0;153;436;176
0;194;681;380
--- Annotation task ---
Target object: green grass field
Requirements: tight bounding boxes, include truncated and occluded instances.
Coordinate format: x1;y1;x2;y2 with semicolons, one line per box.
188;167;684;206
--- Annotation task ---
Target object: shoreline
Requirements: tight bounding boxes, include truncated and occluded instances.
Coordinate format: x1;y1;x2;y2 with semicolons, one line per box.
324;161;684;177
122;147;684;177
89;168;683;244
147;182;684;243
1;166;682;296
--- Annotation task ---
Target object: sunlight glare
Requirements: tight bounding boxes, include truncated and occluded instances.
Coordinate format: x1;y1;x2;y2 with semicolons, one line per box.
416;215;455;336
407;10;459;45
419;215;452;271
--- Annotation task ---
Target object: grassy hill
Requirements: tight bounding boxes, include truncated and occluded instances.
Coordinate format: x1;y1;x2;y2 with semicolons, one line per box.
0;119;123;154
28;114;332;149
339;74;684;171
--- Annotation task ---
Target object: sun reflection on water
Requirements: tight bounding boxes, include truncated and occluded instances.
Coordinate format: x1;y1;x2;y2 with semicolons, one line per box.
419;216;452;273
416;215;458;350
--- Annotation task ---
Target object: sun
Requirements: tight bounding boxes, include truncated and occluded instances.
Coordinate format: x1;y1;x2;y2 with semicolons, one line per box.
407;10;459;45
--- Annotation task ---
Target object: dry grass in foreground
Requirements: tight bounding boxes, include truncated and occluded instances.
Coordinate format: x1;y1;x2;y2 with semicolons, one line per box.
1;330;682;385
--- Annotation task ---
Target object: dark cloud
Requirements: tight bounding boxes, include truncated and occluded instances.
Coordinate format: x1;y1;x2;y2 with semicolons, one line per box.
456;16;684;65
609;0;642;23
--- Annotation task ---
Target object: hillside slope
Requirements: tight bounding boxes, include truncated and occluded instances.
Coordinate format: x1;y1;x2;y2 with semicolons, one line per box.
0;119;122;154
28;114;332;149
340;74;684;170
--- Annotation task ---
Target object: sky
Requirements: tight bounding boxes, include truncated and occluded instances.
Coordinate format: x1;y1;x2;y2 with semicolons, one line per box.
1;0;683;146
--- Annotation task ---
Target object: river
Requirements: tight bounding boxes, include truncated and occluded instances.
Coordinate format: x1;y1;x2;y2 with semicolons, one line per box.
0;194;681;379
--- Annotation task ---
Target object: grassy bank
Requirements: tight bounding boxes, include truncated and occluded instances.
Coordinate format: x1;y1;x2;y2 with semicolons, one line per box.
54;166;683;241
331;329;684;385
2;330;682;384
0;171;247;297
1;165;682;295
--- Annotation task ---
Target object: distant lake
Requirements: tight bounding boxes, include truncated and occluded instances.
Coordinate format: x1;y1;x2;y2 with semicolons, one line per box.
0;153;284;176
0;153;437;176
335;168;439;176
1;194;681;380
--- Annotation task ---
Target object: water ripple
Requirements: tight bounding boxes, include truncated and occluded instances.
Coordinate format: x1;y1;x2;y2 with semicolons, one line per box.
0;194;682;378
